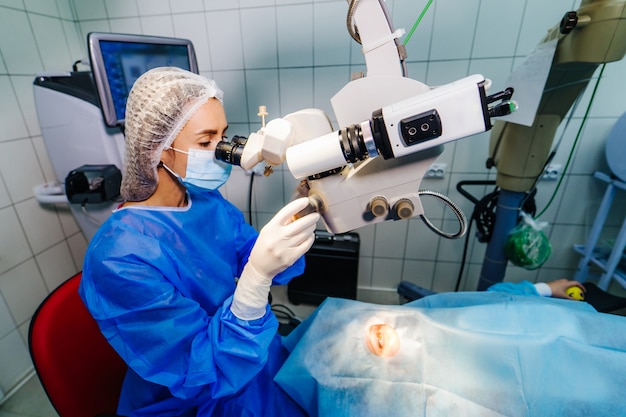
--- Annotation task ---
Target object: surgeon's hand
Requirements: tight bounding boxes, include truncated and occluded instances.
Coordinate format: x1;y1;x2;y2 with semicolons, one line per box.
250;197;320;278
231;198;320;320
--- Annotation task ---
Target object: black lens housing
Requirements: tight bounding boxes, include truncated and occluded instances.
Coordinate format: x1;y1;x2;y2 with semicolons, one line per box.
215;135;248;166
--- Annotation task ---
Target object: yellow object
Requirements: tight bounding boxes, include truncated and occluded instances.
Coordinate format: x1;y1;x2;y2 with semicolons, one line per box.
566;286;585;301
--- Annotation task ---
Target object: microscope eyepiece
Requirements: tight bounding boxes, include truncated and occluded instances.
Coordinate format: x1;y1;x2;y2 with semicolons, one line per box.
215;135;248;166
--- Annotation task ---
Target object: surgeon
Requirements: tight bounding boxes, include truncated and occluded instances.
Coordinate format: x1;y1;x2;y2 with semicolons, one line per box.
79;67;319;417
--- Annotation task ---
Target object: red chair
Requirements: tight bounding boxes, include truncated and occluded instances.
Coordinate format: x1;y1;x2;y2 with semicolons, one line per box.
29;272;128;417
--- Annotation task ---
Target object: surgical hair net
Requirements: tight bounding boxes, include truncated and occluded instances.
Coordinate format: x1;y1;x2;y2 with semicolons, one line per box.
121;67;224;201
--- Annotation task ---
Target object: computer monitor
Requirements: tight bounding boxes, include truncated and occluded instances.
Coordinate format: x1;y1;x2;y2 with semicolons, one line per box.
88;32;198;127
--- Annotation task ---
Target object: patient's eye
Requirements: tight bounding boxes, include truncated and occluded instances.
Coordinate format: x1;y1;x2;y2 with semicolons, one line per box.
366;323;400;357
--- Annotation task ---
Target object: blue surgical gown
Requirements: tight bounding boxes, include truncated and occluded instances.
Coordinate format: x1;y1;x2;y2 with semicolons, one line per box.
79;185;307;417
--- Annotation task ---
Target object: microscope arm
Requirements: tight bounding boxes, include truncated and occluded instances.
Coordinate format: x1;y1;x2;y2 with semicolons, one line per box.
490;0;626;192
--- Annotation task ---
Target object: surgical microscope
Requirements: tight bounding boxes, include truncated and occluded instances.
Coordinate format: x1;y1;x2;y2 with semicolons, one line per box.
216;0;516;239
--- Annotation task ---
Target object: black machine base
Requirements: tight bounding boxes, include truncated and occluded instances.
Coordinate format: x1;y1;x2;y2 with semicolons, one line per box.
288;230;360;306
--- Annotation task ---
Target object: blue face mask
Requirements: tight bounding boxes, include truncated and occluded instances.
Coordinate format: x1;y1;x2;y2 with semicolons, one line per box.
167;147;232;190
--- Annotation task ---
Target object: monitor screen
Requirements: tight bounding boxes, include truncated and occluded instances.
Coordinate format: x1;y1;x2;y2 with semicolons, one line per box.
88;32;198;127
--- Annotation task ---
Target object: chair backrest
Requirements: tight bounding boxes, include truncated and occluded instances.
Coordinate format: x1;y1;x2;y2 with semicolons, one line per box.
29;272;128;417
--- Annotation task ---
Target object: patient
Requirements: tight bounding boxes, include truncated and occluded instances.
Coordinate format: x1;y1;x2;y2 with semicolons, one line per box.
275;280;626;417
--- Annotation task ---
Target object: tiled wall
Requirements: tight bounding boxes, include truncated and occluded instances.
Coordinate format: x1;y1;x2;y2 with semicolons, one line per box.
2;0;626;397
0;0;88;398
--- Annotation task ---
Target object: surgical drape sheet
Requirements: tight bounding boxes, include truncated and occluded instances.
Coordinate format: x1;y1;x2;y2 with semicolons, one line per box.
275;294;626;417
79;185;306;416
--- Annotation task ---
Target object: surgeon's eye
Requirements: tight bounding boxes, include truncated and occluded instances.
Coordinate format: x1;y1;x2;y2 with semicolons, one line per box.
366;323;400;357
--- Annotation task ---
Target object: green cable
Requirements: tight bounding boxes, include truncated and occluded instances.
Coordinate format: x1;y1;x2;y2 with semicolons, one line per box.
403;0;434;45
535;63;606;219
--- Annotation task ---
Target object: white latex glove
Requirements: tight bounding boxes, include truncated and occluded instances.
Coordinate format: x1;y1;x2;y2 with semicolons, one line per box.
231;197;320;320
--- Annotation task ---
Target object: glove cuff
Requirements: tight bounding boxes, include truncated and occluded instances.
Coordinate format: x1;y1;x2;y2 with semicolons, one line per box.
230;262;273;320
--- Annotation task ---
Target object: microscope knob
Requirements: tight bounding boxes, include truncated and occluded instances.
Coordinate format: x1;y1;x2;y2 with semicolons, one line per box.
394;199;414;220
560;11;578;34
369;196;389;217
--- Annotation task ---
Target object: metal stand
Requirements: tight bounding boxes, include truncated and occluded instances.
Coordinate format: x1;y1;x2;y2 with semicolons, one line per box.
574;171;626;291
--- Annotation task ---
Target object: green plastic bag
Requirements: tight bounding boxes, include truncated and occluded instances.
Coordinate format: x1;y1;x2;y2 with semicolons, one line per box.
504;211;551;270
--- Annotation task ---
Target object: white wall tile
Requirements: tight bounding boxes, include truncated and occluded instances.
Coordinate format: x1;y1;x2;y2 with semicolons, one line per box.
402;259;436;290
544;224;587;270
0;329;32;394
140;15;175;37
371;257;403;290
0;296;15;339
206;9;244;71
63;20;87;63
279;68;314;115
536;267;576;285
55;0;75;20
0;174;10;209
204;0;238;11
404;62;427;83
0;139;46;203
591;58;626;118
275;0;308;5
104;0;139;18
353;223;375;258
31;136;55;182
251;170;287;215
552;175;604;226
56;206;81;237
214;70;248;123
240;7;278;69
66;232;88;271
451;133;491;174
0;10;42;74
0;50;6;74
357;255;373;287
469;237;487;264
170;0;204;14
11;75;40;137
35;241;78;291
0;77;29;142
503;265;539;284
245;69;280;122
277;4;313;68
429;0;479;61
431;261;460;292
73;0;107;20
172;13;211;71
137;0;170;15
373;220;408;259
472;0;525;59
404;218;439;261
0;260;48;325
0;209;32;275
108;17;142;34
313;1;351;66
78;20;113;41
426;60;469;86
461;263;482;291
24;0;60;17
15;199;65;255
0;0;24;9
